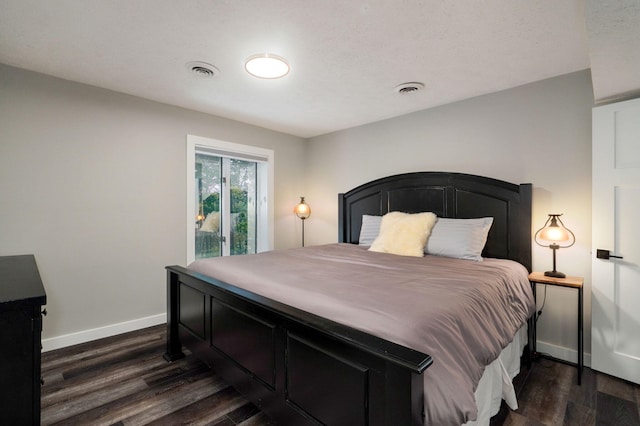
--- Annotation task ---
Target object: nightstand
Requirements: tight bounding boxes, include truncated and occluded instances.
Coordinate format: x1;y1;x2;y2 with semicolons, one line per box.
528;271;584;385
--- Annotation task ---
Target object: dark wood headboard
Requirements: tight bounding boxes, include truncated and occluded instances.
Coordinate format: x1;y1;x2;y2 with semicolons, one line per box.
338;172;532;271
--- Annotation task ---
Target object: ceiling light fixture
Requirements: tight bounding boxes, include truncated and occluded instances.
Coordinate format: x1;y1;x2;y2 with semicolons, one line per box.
245;53;290;79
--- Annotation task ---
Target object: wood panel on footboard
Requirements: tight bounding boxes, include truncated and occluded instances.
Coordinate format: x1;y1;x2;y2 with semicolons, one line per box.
164;266;432;426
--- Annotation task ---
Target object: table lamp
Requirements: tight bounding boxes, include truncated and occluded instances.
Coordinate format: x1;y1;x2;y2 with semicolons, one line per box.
534;213;575;278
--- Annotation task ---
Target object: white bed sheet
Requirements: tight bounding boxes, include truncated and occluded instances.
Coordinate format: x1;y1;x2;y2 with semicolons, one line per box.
464;324;528;426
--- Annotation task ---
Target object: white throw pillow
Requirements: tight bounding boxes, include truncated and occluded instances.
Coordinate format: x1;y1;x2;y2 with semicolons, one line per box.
369;211;437;257
358;215;382;246
425;217;493;261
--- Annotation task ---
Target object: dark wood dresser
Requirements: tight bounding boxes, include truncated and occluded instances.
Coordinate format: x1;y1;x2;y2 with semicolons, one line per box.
0;255;47;425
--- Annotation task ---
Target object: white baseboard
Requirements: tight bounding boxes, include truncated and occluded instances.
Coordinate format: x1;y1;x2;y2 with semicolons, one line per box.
42;313;166;352
536;339;591;368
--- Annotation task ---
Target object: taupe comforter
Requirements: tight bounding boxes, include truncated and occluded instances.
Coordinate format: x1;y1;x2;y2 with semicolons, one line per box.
188;243;535;425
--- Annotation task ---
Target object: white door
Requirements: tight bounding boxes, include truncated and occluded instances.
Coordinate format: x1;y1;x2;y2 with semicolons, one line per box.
592;97;640;385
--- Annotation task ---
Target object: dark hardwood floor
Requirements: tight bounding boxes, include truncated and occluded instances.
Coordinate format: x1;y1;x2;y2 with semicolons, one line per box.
41;325;272;426
494;356;640;426
42;325;640;426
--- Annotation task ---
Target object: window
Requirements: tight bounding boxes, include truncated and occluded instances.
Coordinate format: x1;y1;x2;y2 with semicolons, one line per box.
187;135;274;263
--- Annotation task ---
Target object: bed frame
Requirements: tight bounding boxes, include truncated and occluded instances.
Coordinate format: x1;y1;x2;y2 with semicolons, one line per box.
164;172;532;425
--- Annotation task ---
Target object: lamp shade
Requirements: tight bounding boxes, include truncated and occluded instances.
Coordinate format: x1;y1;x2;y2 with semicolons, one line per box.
294;197;311;220
537;223;572;242
535;214;575;247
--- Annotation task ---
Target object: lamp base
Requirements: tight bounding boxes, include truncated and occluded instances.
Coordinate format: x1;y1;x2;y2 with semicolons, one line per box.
544;270;566;278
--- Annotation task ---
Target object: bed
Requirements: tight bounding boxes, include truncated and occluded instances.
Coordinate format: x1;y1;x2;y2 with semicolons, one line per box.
164;171;534;425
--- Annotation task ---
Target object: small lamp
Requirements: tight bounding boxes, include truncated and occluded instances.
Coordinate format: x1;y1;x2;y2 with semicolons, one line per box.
534;213;575;278
294;196;311;247
196;204;205;228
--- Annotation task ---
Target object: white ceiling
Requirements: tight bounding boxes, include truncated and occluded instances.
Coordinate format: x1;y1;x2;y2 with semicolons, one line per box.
585;0;640;103
0;1;638;138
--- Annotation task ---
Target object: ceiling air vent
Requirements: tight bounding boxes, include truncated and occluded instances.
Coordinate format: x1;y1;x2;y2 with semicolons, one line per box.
186;61;219;79
395;82;425;94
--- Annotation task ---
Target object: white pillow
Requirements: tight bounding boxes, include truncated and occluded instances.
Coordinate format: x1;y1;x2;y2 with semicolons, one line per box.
358;215;382;246
369;212;437;257
425;217;493;261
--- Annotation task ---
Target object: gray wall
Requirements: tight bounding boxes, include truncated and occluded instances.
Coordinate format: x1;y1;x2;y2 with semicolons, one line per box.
0;64;307;345
0;64;595;363
306;70;594;364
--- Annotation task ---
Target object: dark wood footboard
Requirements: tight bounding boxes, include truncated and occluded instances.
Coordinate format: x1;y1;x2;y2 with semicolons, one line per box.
164;265;432;426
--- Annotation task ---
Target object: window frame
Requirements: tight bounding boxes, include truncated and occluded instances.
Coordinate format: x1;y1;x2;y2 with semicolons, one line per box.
186;134;274;264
